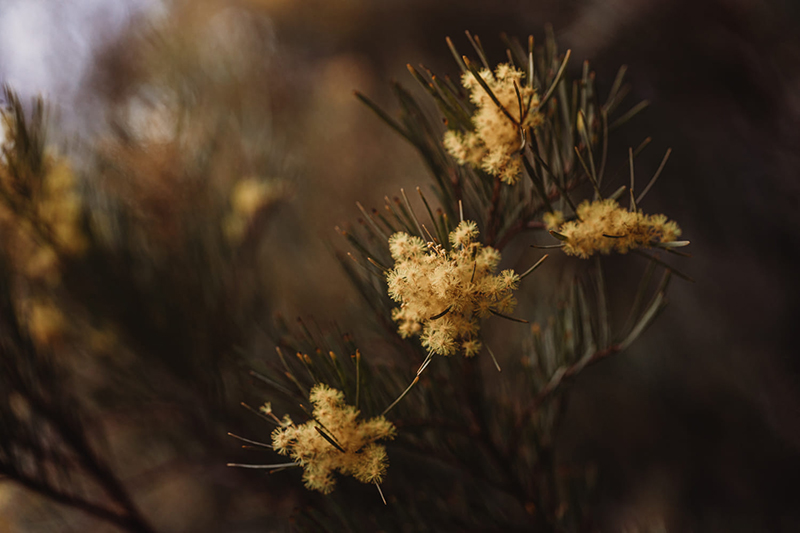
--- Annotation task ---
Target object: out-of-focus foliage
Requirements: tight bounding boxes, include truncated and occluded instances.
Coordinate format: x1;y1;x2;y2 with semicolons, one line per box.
1;2;296;531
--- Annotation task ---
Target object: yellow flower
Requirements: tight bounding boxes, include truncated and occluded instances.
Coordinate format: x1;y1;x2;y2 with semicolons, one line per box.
271;384;396;494
462;339;482;358
448;219;479;248
444;63;543;185
553;199;682;258
386;221;519;356
543;210;565;231
231;178;272;218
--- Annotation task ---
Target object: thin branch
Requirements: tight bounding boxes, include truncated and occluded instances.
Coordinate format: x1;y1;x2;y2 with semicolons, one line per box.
529;344;621;412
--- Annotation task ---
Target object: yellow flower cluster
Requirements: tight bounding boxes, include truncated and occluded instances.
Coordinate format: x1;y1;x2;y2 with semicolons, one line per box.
550;200;682;258
0;112;87;286
543;210;565;231
386;221;519;356
271;384;396;494
443;63;542;185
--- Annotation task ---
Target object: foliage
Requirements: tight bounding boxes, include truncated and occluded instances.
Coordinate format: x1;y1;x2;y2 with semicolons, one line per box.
235;30;690;531
0;16;690;533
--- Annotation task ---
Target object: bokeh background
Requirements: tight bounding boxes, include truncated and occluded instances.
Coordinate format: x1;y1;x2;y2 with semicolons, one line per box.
2;0;800;531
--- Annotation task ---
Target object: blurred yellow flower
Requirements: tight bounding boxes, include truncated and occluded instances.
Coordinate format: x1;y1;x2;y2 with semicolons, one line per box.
444;63;542;185
223;177;286;243
386;221;519;356
543;210;565;231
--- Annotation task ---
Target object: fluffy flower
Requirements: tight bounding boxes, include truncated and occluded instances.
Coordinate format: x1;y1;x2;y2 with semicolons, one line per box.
543;210;565;231
444;63;543;185
386;221;519;356
551;199;682;258
462;339;483;358
271;384;396;494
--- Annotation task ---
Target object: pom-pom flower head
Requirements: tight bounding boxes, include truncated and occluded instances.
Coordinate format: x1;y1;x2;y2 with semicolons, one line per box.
270;384;396;494
443;63;543;185
543;211;565;232
386;221;519;356
549;200;682;258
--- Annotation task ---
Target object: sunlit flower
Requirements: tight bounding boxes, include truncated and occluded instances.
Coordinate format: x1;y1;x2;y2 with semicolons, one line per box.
444;63;542;185
271;384;396;494
551;199;682;258
386;221;519;356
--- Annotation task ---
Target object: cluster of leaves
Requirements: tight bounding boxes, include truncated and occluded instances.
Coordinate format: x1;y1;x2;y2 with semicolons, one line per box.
269;383;396;493
551;198;682;258
0;9;289;526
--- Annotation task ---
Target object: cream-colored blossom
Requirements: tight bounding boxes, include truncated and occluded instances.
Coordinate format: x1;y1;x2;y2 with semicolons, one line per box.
444;63;542;185
543;210;565;231
0;109;87;292
386;220;519;356
443;130;485;167
552;199;682;258
271;384;396;494
462;339;482;358
38;159;88;256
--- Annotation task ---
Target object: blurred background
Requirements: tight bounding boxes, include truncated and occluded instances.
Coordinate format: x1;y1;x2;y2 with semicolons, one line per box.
1;0;800;531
